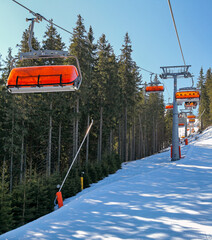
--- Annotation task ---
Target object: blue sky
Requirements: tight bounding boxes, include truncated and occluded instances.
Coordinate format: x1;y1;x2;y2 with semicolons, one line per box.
0;0;211;106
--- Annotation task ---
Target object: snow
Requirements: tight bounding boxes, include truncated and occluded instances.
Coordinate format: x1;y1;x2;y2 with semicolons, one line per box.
1;127;212;240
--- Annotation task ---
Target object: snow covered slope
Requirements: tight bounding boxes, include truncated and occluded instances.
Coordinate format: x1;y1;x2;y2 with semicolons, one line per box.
1;128;212;240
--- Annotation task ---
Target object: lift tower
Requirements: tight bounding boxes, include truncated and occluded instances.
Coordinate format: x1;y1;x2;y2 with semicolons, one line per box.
160;65;192;161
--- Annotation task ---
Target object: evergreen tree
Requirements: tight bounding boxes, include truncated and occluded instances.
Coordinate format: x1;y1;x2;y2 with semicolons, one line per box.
118;32;141;161
0;159;13;234
197;68;210;129
205;68;212;124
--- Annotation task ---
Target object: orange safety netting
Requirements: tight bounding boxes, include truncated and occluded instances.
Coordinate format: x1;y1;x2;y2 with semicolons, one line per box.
178;123;184;126
7;65;79;88
189;119;195;122
145;85;164;92
176;91;200;99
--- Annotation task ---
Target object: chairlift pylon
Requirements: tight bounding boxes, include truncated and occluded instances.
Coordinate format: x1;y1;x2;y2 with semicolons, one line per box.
7;17;82;94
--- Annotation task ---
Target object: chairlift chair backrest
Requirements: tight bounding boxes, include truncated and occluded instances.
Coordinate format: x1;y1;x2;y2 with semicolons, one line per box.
7;65;81;93
176;87;200;104
165;104;173;109
145;85;164;93
187;115;196;119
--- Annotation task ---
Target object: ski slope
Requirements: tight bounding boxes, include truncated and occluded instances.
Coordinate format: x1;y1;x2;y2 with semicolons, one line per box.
1;128;212;240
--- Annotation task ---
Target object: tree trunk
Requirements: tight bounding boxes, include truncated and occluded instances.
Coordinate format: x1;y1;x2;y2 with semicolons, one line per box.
47;100;53;176
24;145;27;182
2;156;6;195
72;117;76;160
22;182;26;225
118;121;121;159
75;96;79;161
152;116;155;154
139;114;144;158
109;129;113;154
132;119;135;160
57;121;62;173
20;121;24;184
97;136;100;161
129;128;132;161
10;109;14;193
155;121;158;152
124;107;127;161
99;106;103;162
86;115;90;164
126;131;129;162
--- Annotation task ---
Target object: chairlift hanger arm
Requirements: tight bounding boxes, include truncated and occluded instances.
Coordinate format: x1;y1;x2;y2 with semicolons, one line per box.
11;0;72;35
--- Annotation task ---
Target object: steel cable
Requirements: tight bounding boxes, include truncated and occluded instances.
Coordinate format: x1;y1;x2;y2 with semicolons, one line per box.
167;0;186;66
11;0;73;35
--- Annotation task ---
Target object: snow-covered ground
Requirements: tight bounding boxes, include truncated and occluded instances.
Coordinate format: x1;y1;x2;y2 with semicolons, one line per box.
1;127;212;240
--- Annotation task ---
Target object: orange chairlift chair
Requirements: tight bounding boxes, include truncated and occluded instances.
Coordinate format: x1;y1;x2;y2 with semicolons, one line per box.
175;87;200;105
187;115;196;119
7;18;82;94
145;74;164;93
165;98;173;110
165;104;173;109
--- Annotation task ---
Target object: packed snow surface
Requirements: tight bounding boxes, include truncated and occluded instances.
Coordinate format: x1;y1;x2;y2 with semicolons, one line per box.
1;128;212;240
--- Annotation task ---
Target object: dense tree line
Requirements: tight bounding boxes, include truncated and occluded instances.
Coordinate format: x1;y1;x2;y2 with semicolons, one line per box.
0;15;171;234
197;67;212;129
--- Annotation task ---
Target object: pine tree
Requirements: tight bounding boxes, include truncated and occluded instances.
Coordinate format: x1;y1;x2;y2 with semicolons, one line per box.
42;20;65;65
118;32;141;161
42;22;67;176
68;15;89;163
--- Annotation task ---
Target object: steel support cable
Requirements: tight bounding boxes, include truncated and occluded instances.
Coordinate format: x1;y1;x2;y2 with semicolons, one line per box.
140;67;156;75
53;119;93;206
167;0;186;66
11;0;73;35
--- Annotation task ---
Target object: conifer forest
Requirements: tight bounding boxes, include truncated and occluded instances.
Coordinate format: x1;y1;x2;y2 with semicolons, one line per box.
0;14;212;234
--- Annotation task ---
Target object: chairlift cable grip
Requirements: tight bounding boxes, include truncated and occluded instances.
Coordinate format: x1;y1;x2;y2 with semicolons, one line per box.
11;0;73;35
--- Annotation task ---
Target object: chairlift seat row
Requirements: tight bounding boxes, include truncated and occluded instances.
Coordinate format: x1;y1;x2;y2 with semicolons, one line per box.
7;65;81;93
175;91;200;104
145;85;164;92
184;102;197;108
176;90;200;99
187;115;196;119
165;104;173;109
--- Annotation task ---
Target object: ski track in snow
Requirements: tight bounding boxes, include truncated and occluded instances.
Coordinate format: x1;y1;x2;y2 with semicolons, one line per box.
1;127;212;240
